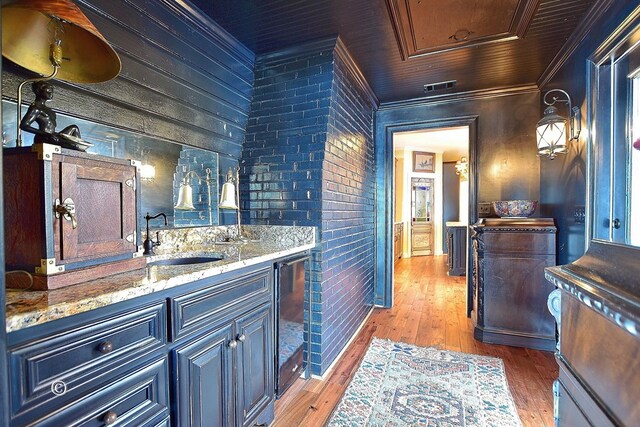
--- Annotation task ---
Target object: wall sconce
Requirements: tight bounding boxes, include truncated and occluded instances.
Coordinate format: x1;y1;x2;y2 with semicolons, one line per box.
536;89;581;159
455;157;468;180
218;167;246;241
175;168;214;225
2;0;121;147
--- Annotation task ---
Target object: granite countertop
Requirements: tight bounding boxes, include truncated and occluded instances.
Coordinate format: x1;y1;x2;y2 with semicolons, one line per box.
6;225;315;333
445;221;468;227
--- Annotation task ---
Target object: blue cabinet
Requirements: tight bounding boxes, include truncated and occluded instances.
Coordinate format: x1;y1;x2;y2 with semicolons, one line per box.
8;302;168;426
6;261;280;426
171;267;275;427
35;356;170;427
236;304;273;426
174;324;234;427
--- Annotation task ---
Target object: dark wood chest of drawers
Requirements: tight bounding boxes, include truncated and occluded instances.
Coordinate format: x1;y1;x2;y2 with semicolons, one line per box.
470;218;557;351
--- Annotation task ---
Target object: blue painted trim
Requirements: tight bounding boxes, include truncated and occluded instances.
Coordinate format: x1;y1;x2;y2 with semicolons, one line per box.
375;115;479;309
334;37;379;109
378;84;539;111
255;37;338;62
156;0;255;66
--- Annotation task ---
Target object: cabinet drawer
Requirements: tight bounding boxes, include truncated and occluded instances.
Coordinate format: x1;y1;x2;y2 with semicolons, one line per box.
9;302;166;421
24;356;170;427
482;232;555;255
170;267;272;341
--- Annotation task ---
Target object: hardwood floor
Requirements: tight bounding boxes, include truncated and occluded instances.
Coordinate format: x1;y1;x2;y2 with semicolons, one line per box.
273;255;558;427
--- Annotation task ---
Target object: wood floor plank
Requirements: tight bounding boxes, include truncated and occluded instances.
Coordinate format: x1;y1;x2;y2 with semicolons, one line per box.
273;255;558;426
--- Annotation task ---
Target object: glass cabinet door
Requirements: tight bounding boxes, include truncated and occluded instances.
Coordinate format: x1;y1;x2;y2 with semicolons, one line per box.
591;23;640;247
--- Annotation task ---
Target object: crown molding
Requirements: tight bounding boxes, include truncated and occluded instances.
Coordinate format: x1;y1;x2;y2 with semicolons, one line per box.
253;36;379;108
334;37;379;109
537;0;616;88
155;0;255;68
378;84;539;110
256;37;338;62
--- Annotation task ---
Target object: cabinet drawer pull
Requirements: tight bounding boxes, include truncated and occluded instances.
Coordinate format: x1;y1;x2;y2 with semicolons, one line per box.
228;339;238;349
237;334;246;342
98;341;114;354
103;410;118;425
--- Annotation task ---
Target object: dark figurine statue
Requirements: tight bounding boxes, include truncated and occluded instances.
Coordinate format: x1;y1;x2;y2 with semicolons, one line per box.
19;81;85;150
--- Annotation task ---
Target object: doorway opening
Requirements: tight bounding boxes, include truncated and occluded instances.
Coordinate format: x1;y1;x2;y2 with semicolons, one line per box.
393;126;470;261
381;116;478;311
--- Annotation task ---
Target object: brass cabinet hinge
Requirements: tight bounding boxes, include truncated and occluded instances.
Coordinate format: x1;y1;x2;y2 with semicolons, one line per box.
126;231;136;243
32;143;61;161
35;258;65;275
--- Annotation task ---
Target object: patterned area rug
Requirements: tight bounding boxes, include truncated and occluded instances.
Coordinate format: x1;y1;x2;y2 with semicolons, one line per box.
327;338;522;426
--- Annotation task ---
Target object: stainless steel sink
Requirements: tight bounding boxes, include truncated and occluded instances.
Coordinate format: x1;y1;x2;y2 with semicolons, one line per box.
147;256;224;267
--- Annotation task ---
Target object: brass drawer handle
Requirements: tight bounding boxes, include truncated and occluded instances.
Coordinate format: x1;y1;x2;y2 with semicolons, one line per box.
237;334;246;342
103;410;118;425
98;341;114;354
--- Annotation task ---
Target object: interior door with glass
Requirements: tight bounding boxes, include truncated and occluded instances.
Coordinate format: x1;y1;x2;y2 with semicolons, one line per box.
411;178;434;256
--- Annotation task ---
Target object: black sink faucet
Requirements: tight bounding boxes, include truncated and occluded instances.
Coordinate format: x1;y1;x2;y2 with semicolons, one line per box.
143;212;167;256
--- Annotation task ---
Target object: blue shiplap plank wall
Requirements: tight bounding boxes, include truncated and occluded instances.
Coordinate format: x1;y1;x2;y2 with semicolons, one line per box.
1;0;253;226
1;0;378;377
242;38;377;375
2;0;254;160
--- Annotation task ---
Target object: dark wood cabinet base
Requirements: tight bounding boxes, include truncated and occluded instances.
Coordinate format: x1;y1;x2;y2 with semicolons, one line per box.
6;257;146;290
473;325;556;351
470;218;557;351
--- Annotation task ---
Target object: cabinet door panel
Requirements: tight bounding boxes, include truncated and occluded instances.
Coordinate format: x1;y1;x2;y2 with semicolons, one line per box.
9;302;166;423
54;155;137;264
236;304;273;427
30;356;170;427
174;325;234;427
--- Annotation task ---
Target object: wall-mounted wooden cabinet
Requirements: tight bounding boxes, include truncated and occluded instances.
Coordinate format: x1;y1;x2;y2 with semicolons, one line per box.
4;144;143;289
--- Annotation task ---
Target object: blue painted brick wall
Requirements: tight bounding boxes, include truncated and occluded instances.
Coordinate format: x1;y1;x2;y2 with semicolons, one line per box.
242;39;376;376
319;49;376;372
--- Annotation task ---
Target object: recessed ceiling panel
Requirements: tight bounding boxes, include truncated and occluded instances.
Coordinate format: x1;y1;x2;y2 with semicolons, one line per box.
387;0;540;59
193;0;599;103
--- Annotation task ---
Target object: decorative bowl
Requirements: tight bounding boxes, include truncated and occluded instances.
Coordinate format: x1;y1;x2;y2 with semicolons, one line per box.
492;200;538;218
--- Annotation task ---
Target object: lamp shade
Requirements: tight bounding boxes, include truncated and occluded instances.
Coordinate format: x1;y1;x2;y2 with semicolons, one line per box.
2;0;121;82
536;106;568;159
219;182;239;210
174;182;195;210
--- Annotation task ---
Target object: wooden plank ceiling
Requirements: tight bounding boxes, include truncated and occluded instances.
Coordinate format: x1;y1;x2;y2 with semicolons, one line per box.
190;0;597;103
